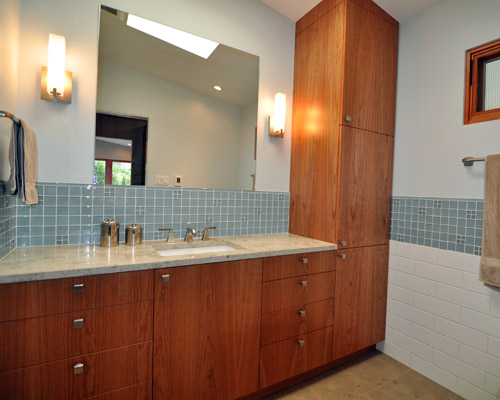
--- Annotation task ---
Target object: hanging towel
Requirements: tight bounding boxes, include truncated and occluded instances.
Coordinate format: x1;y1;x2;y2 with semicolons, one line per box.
479;154;500;289
5;118;38;205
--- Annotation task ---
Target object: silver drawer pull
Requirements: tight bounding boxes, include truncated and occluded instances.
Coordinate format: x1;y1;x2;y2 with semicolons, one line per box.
298;340;305;348
162;274;170;283
340;241;347;246
301;257;308;264
340;254;347;259
73;284;84;294
73;318;84;329
300;280;307;287
74;363;84;375
299;310;306;318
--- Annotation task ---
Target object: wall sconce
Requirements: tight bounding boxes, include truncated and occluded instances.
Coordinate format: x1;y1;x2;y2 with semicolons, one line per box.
41;33;72;104
269;92;286;138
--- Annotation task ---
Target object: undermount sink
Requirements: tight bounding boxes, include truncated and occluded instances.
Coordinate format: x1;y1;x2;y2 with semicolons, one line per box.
155;243;235;257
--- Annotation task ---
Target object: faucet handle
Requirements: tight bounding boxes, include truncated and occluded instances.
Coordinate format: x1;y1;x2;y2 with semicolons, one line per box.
159;228;175;243
202;227;217;241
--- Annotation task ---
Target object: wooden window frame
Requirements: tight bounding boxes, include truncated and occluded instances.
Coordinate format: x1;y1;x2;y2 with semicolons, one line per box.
95;158;131;185
464;38;500;125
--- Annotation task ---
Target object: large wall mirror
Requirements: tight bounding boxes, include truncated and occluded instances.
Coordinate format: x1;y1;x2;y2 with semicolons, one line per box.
96;6;259;190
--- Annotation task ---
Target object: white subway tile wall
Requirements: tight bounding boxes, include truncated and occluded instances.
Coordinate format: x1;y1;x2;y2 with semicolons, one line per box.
379;240;500;400
13;183;290;246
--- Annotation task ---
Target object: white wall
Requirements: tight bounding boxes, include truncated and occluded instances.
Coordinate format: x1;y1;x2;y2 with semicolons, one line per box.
0;0;20;181
15;0;295;192
379;241;500;400
97;59;247;189
392;0;500;199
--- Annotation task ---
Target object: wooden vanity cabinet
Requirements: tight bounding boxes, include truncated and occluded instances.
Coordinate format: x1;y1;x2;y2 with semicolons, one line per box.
259;251;336;389
153;259;262;400
0;270;154;400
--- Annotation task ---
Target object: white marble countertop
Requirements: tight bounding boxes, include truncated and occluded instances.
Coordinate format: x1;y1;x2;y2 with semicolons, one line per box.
0;234;337;284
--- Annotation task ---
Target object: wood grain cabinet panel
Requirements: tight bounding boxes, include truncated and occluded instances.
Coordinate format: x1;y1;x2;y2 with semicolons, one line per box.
263;251;335;281
0;341;152;400
262;271;335;314
341;0;399;136
0;270;154;323
261;299;334;346
0;301;153;372
153;259;262;400
83;381;152;400
289;3;344;244
333;246;389;360
337;127;394;249
260;327;333;388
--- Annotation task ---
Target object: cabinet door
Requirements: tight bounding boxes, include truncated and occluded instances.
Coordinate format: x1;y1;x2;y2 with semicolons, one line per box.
153;260;262;400
337;127;393;248
341;0;398;136
289;3;344;244
333;245;388;360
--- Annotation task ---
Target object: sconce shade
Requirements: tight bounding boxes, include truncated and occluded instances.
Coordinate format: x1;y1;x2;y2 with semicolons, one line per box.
269;92;286;138
41;34;72;104
47;34;66;96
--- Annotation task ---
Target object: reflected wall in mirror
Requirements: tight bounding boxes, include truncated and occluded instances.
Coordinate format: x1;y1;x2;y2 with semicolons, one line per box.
96;6;259;190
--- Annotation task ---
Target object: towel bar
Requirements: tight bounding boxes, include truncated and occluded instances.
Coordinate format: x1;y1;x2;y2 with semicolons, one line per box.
0;110;20;125
462;156;486;166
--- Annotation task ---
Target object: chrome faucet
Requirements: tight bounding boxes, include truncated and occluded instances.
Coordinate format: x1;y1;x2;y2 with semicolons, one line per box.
184;223;197;243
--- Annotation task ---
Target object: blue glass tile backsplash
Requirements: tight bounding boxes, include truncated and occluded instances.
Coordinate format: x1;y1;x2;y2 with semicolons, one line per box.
390;196;483;255
2;184;486;258
0;192;16;260
14;183;290;247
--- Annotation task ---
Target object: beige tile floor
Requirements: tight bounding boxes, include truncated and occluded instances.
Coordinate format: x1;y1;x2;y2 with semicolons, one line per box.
263;350;464;400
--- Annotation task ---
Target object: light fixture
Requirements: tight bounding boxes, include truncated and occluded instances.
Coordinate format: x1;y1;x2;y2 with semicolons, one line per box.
213;85;222;91
41;33;72;104
126;14;219;59
269;92;286;138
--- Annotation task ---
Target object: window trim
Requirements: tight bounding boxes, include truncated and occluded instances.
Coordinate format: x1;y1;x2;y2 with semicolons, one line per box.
464;38;500;125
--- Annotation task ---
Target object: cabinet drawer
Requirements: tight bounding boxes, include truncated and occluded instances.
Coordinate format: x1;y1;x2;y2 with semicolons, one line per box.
83;381;152;400
262;271;335;314
0;270;154;322
0;341;152;400
0;301;153;372
261;299;334;346
259;326;333;388
263;251;336;281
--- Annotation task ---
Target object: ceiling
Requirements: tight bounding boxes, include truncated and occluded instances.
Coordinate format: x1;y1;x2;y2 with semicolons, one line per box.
259;0;445;22
98;9;259;108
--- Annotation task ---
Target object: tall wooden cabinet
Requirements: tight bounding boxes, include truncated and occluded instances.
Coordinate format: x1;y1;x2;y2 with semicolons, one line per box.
290;0;398;360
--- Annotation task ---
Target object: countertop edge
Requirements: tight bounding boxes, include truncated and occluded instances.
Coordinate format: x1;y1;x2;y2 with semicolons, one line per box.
0;237;337;284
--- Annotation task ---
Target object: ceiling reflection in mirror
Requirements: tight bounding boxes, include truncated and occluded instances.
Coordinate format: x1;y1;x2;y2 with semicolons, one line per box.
95;6;259;190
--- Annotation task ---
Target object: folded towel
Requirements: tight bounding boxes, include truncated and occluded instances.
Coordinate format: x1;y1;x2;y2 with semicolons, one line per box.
5;119;38;205
479;154;500;289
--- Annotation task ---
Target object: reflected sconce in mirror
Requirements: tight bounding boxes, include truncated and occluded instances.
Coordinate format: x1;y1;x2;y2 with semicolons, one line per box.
41;33;72;104
269;92;286;138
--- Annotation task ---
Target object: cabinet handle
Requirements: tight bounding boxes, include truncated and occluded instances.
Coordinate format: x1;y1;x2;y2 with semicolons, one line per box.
340;241;347;246
298;340;305;348
301;257;308;264
161;274;170;283
345;115;352;122
300;280;307;287
73;363;84;375
73;318;84;329
73;284;84;294
299;310;306;318
340;254;347;259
